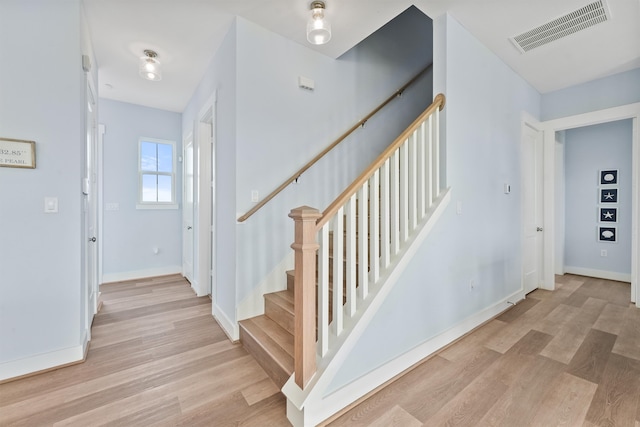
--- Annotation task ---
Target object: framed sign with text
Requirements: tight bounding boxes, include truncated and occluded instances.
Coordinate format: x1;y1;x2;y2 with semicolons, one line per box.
0;138;36;169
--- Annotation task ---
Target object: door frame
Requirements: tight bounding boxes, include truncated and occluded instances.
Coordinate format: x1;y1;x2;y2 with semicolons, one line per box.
194;92;217;298
182;131;194;284
520;118;544;293
541;102;640;307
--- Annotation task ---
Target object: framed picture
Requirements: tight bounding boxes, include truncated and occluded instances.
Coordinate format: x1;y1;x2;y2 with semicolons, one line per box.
600;188;618;203
600;207;617;222
600;169;618;185
598;226;617;243
0;137;36;169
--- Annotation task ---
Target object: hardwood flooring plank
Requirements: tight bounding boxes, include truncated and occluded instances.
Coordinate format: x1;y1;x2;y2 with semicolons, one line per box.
533;303;581;336
612;305;640;361
439;319;507;362
585;353;640;427
563;291;590;308
567;328;617;384
593;303;630;335
93;295;210;326
241;377;280;406
476;355;566;427
529;372;598;427
540;297;607;364
574;277;631;307
367;405;422;427
496;297;540;323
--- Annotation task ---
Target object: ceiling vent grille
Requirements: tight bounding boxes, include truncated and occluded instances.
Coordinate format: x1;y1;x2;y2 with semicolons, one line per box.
510;0;610;53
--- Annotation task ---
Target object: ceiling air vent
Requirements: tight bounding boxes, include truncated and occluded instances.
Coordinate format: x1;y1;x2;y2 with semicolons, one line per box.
510;0;611;53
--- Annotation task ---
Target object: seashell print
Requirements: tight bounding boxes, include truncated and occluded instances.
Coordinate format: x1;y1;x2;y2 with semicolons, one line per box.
604;173;615;182
602;230;614;239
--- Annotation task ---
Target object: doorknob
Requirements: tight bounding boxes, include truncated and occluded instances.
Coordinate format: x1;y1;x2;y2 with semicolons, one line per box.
187;226;193;230
536;227;543;232
89;237;97;242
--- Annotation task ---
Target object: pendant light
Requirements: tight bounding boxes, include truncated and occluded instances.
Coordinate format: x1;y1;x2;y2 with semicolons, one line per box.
307;1;331;45
139;50;162;81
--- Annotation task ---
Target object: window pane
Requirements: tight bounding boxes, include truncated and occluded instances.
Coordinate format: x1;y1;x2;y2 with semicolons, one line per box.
157;175;172;202
157;143;173;173
140;142;157;171
142;174;158;202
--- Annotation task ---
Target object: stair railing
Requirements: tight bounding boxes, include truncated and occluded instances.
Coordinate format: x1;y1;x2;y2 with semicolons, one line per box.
289;94;446;388
237;64;433;223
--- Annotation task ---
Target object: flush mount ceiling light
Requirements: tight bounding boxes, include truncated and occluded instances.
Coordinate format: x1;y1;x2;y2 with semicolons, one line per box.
139;49;162;81
307;1;331;45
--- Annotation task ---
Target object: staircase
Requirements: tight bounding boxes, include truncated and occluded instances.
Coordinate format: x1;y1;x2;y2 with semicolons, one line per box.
239;94;448;425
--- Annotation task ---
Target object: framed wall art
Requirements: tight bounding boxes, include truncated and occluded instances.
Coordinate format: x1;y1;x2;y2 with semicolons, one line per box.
598;226;617;243
600;188;618;203
0;138;36;169
600;207;617;223
599;169;618;185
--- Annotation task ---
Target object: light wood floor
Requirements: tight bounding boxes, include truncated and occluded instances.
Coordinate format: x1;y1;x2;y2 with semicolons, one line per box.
1;274;639;426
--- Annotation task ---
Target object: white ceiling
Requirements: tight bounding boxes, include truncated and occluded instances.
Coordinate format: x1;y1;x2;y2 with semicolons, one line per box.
83;0;640;113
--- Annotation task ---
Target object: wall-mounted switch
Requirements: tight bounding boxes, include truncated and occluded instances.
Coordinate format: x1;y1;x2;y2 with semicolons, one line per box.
601;249;607;257
504;183;511;194
44;197;58;213
251;190;259;202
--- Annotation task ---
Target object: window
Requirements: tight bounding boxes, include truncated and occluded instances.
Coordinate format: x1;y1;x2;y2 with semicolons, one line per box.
137;137;178;209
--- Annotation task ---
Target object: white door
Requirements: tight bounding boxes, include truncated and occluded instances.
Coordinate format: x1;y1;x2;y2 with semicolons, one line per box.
183;134;194;283
84;78;99;337
522;124;544;294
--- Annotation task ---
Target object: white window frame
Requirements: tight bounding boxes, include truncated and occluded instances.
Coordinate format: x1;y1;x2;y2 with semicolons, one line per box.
136;137;178;210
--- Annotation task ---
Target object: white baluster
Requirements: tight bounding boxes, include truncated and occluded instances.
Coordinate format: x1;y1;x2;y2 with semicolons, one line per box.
332;209;343;335
380;159;390;269
358;183;369;300
369;171;380;284
317;225;329;356
418;121;426;219
408;131;417;231
399;141;409;243
434;108;440;197
427;114;433;208
345;195;357;317
390;151;400;256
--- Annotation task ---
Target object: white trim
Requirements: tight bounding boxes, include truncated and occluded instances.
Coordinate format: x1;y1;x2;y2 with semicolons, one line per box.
135;203;178;210
102;266;182;284
286;284;525;426
564;266;632;283
98;124;105;286
541;102;640;307
213;302;239;341
0;339;87;382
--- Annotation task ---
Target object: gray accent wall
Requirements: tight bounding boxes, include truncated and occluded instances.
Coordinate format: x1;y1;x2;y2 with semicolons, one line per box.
564;120;633;276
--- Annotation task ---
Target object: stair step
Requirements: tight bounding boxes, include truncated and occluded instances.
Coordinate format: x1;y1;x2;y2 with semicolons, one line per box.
239;315;294;389
265;290;294;334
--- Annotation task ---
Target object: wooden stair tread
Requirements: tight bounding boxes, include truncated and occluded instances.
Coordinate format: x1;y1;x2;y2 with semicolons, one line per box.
239;315;294;389
264;290;295;334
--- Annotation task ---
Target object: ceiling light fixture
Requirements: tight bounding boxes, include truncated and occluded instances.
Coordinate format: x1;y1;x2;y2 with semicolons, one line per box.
307;1;331;45
139;49;162;81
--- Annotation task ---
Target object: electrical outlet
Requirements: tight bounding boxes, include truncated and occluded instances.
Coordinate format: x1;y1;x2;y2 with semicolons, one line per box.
601;249;607;257
251;190;259;202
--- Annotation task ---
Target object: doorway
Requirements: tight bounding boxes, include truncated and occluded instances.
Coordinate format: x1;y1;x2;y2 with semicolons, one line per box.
521;122;544;294
541;104;640;306
183;132;194;284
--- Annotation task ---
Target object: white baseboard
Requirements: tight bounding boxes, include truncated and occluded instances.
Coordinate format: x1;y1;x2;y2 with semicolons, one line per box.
0;339;87;382
102;266;182;284
213;302;239;341
564;266;631;283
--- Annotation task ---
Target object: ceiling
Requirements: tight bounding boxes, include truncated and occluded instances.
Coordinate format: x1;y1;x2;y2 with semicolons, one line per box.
83;0;640;113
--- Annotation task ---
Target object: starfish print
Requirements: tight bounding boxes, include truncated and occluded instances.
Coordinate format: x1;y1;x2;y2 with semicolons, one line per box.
603;211;614;219
603;192;615;200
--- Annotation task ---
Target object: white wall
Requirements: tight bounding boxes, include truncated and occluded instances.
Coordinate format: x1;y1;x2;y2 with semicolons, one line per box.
99;99;183;282
326;12;541;392
564;120;633;278
0;0;88;379
542;68;640;121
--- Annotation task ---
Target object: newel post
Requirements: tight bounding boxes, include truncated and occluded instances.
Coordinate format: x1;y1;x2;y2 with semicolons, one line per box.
289;206;321;389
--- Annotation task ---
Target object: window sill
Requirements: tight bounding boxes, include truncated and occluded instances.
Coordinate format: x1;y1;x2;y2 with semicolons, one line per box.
136;203;179;210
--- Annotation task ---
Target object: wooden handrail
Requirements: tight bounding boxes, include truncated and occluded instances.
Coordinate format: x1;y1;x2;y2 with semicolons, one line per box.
316;93;445;229
236;64;433;223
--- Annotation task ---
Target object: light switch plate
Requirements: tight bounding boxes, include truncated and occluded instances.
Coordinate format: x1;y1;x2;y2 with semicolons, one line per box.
44;197;58;213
